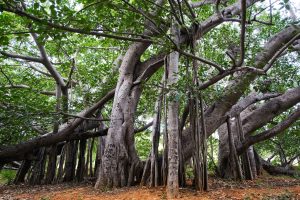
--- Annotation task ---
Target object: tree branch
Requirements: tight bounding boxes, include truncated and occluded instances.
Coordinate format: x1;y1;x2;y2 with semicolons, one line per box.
237;107;300;154
2;84;56;96
236;0;246;67
0;51;43;63
263;32;300;72
30;32;67;87
2;6;153;43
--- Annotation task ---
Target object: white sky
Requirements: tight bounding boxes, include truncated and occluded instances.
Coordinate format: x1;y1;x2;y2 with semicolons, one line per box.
276;0;300;20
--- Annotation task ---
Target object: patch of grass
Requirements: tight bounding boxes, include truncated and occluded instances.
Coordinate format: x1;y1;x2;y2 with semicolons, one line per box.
0;169;16;185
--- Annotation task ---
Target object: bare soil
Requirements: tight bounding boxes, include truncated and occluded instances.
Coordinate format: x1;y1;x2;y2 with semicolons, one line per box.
0;176;299;200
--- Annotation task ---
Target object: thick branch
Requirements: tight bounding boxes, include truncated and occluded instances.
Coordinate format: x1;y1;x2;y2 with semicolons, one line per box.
228;92;281;117
238;107;300;154
260;158;300;176
204;25;300;136
242;86;300;135
0;89;115;162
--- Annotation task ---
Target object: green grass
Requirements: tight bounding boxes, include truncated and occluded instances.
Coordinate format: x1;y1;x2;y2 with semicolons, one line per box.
0;169;16;185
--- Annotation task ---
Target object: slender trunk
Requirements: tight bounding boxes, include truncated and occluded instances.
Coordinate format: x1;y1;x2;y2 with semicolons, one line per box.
149;89;163;187
95;136;106;178
94;118;106;185
29;148;46;185
46;85;67;183
56;144;66;183
200;95;208;191
167;20;180;199
248;146;258;178
227;117;243;180
85;139;91;177
89;138;95;177
14;160;31;184
162;80;168;186
236;115;253;180
76;139;86;182
64;140;78;182
141;157;151;185
45;146;57;184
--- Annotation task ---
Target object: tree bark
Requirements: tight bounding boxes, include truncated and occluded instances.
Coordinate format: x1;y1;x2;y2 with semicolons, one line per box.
167;20;180;199
29;148;46;185
14;160;31;184
149;89;163;187
64;140;78;182
96;41;149;188
76;139;86;182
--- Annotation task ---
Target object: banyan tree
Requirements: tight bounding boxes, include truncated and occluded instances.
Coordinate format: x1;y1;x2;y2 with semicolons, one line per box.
0;0;299;198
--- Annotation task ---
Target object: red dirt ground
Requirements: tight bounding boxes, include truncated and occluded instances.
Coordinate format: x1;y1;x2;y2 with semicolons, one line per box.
1;176;299;200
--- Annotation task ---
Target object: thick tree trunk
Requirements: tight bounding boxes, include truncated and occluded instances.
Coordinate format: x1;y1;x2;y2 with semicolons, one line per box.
96;41;149;188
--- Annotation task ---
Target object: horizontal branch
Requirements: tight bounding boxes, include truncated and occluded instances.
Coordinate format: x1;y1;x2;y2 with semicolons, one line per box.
0;51;165;162
228;92;281;117
260;157;300;177
0;51;43;63
178;49;224;72
59;112;111;122
2;84;56;96
66;121;153;142
190;0;217;8
0;89;115;162
198;66;265;90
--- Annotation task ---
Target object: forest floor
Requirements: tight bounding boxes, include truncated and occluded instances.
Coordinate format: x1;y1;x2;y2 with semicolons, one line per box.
0;175;300;200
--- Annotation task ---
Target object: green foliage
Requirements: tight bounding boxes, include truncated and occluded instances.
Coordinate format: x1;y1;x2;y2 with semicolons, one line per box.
207;136;219;172
135;131;151;160
255;109;300;166
0;169;16;185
